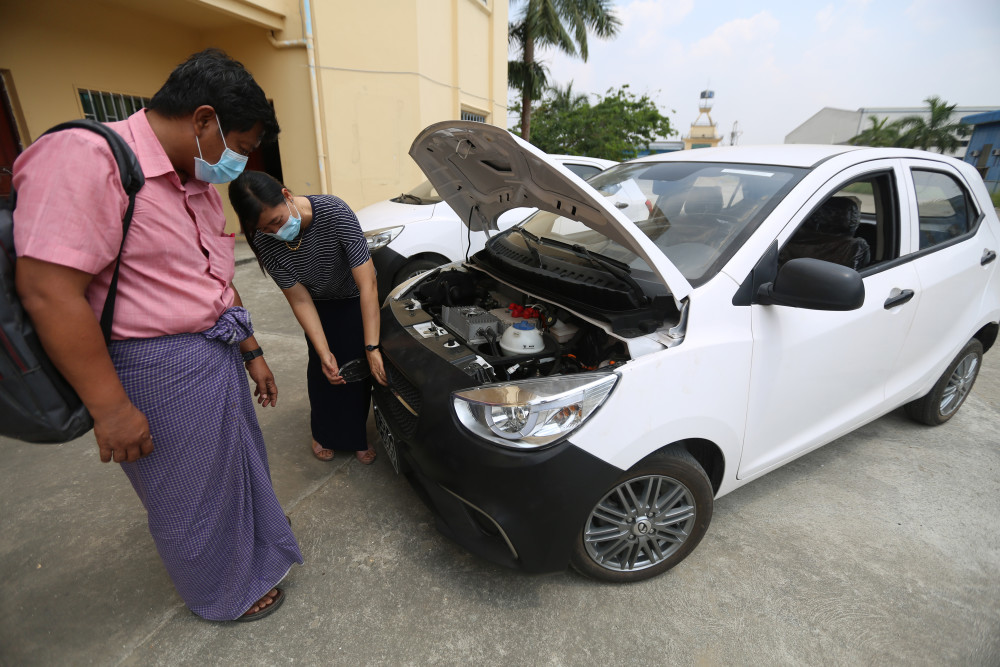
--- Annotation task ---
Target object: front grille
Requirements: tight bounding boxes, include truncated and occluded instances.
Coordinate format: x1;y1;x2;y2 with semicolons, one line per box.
382;358;421;436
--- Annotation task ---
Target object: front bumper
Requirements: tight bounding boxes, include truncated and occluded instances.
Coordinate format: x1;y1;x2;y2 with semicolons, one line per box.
372;298;622;574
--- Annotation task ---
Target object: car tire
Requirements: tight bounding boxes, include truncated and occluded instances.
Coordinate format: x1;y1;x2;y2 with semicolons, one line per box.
904;338;983;426
570;448;713;583
394;257;444;287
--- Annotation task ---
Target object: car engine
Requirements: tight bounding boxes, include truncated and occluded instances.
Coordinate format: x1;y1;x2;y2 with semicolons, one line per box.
399;267;630;383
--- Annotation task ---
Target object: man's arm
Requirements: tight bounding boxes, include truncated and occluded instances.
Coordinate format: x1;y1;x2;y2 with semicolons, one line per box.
231;283;279;406
15;257;152;463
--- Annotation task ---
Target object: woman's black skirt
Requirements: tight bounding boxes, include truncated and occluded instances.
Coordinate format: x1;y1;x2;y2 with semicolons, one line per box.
307;296;371;451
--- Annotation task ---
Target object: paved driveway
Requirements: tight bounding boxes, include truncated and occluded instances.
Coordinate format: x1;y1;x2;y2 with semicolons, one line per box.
2;255;998;666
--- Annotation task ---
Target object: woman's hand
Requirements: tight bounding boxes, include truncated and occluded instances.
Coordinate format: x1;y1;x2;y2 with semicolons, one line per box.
367;348;388;387
320;350;346;385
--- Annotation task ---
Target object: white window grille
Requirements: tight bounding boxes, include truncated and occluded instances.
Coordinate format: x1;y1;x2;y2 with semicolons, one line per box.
79;89;150;122
461;110;486;123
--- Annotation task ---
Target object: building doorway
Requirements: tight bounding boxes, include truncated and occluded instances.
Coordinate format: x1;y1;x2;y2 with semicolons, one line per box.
0;71;25;198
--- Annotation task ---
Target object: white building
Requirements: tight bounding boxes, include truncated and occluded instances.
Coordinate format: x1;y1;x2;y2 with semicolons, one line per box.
784;106;999;157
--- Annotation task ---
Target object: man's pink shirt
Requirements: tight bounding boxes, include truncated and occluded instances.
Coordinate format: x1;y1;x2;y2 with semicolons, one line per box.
12;110;236;339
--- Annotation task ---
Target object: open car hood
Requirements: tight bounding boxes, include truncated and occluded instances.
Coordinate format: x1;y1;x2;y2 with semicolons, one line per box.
409;121;692;303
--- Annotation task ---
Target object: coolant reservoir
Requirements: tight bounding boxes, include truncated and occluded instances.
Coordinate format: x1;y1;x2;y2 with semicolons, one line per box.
499;321;543;356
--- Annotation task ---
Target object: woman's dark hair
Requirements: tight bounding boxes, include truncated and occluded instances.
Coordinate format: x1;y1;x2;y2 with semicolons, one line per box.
148;48;280;143
229;170;288;271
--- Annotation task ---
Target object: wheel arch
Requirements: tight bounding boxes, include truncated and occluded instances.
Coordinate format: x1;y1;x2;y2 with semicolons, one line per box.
404;251;452;265
650;439;726;496
974;322;998;354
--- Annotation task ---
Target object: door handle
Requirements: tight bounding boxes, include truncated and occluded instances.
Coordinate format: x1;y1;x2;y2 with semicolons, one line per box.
982;249;997;266
883;289;914;309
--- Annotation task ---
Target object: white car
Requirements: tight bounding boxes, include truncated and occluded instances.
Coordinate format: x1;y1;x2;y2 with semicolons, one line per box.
358;154;615;296
371;121;1000;582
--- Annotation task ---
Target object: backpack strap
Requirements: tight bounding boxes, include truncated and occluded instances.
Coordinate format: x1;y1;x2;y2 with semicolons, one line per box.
40;120;145;344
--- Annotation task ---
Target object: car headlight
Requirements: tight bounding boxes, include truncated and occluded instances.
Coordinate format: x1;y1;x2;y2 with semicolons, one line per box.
452;373;619;449
364;226;403;253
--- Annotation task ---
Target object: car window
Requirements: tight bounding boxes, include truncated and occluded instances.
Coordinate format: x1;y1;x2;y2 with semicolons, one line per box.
520;162;805;285
779;172;899;272
911;170;978;250
563;163;604;180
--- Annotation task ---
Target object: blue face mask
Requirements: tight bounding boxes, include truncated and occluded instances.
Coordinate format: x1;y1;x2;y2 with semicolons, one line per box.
193;120;248;184
267;198;302;242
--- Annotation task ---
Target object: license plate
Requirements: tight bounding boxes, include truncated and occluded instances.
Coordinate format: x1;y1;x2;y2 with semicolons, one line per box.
373;405;401;474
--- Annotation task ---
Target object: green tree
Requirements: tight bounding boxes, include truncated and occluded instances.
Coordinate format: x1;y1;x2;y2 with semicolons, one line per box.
848;115;903;147
508;0;621;142
895;96;970;153
524;84;675;161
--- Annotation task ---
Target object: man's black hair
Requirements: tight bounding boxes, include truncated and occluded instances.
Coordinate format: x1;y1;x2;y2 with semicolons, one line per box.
149;48;280;143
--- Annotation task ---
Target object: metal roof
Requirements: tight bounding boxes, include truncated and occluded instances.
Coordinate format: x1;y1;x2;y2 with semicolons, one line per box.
960;110;1000;126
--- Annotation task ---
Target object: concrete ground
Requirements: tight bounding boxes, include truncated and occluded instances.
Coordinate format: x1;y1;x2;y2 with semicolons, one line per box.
2;240;998;666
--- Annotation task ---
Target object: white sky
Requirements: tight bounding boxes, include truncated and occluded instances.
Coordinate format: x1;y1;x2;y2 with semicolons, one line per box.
507;0;1000;146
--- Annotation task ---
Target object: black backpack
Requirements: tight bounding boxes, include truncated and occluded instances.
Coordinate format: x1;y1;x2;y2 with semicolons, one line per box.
0;119;144;443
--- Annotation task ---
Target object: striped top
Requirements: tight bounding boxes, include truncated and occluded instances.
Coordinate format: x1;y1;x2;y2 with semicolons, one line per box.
254;195;371;299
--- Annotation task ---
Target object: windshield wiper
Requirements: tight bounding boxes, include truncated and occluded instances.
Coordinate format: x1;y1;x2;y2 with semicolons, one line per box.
396;193;423;204
514;227;543;267
569;243;649;306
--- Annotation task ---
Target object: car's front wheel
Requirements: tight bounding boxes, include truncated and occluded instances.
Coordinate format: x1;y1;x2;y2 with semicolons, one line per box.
570;448;713;583
904;338;983;426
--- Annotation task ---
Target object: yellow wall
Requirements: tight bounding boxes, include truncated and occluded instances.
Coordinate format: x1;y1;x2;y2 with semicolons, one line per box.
311;0;507;206
0;0;507;227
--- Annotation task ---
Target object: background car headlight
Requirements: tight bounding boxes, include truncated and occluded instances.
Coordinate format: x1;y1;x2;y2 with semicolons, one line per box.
452;373;619;449
364;226;403;253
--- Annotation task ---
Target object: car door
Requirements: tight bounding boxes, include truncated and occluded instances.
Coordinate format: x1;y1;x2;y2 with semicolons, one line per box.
739;160;919;479
884;161;999;403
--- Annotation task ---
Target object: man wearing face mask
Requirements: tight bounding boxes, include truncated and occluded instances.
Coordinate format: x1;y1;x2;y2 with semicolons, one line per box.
228;171;388;465
12;49;302;622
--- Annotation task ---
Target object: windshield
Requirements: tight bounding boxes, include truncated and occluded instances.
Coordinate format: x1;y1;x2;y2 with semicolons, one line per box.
395;179;443;204
518;161;805;285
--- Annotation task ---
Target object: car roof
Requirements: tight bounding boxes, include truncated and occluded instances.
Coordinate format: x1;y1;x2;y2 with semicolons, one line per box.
548;154;618;169
627;144;865;169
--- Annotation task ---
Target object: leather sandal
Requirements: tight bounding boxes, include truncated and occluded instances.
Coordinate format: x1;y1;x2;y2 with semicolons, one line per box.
311;440;334;462
235;588;285;622
355;445;376;465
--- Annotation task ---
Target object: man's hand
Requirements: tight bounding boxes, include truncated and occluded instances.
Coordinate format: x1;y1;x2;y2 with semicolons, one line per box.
246;356;279;406
92;401;153;463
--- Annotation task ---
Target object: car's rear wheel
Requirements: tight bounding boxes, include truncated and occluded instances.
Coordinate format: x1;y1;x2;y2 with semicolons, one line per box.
570;449;713;583
904;338;983;426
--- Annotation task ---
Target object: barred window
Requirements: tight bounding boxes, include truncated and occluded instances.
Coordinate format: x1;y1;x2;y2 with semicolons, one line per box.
79;89;150;122
461;110;486;123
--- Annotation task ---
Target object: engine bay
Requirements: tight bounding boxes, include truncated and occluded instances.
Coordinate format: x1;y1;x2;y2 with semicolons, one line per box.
393;267;631;383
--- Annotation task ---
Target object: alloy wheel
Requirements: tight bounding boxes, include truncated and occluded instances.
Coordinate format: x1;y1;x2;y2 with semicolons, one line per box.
583;474;697;573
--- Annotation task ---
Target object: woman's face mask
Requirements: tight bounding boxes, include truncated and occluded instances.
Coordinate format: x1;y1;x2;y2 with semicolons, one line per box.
266;198;302;242
194;119;248;184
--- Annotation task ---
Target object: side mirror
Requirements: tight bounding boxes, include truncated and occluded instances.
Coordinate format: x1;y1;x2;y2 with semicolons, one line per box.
756;258;864;311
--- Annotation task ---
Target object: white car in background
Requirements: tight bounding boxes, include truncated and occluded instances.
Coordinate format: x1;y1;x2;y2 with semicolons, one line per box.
359;154;615;296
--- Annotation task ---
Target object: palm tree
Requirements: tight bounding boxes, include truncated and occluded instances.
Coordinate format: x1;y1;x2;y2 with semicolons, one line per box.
895;96;970;153
848;115;902;147
546;80;589;113
508;0;621;142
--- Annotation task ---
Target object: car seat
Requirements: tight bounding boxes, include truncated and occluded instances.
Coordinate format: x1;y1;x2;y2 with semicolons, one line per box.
779;196;871;270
